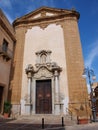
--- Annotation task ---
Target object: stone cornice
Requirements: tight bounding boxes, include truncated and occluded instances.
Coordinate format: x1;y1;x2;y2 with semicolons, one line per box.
13;12;79;28
0;19;16;42
13;16;78;32
0;9;16;42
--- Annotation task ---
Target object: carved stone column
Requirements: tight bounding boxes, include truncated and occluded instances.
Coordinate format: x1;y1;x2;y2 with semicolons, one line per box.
25;64;34;115
54;70;60;115
54;70;59;103
52;64;62;115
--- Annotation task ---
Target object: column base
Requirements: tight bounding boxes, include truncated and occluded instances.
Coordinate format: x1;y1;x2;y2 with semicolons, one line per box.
55;103;60;115
25;103;32;115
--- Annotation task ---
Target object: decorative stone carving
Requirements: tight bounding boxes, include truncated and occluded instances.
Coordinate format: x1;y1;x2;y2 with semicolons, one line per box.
56;21;64;28
39;23;49;30
25;64;34;114
34;66;53;79
59;93;65;101
24;94;31;103
25;50;62;115
25;64;34;75
34;50;62;78
35;50;52;67
41;11;46;17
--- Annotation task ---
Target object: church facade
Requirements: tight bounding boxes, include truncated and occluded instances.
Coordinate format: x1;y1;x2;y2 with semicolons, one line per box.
9;7;88;116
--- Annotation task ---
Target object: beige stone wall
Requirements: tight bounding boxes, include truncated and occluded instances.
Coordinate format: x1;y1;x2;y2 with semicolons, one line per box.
0;9;15;112
10;27;26;104
0;58;11;98
63;17;89;115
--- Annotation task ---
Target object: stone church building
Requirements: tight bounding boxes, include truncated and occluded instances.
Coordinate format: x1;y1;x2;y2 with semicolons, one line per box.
8;7;89;116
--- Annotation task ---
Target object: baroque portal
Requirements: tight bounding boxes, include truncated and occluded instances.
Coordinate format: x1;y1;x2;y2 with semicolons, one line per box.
24;50;62;115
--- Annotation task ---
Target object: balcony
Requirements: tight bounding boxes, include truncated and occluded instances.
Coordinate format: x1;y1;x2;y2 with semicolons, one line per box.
0;45;13;61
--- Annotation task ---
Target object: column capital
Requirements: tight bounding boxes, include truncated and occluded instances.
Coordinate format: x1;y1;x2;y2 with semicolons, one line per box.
52;66;62;77
54;70;59;77
25;64;34;78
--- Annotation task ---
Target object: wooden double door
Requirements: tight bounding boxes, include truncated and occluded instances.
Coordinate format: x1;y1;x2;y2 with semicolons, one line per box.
36;80;52;114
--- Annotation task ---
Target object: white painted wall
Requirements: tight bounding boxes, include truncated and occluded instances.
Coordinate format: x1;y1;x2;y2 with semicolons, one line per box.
21;24;69;114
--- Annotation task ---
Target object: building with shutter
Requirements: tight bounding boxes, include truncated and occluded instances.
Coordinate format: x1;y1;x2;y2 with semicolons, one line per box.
0;9;15;113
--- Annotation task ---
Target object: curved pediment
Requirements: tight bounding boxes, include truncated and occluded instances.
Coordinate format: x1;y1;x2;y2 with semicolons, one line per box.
34;66;53;79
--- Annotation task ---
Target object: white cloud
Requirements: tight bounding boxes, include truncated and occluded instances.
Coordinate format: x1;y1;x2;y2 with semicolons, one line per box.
85;40;98;68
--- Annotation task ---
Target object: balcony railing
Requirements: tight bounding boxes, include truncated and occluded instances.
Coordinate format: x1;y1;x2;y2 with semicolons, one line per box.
0;45;13;60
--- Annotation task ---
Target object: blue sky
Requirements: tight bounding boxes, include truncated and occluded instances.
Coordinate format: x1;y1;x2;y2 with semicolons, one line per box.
0;0;98;83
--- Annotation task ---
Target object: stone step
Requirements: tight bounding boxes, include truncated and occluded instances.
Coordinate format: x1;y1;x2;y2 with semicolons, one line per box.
16;114;77;126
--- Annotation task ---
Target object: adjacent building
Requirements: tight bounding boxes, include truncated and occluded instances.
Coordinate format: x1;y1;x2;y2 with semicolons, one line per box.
92;82;98;114
0;9;15;113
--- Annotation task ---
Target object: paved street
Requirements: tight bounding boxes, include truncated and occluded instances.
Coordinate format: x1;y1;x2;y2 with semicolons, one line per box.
0;117;98;130
65;123;98;130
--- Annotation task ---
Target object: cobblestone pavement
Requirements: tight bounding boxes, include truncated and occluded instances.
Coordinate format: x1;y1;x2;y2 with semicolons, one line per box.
0;117;64;130
65;123;98;130
0;117;98;130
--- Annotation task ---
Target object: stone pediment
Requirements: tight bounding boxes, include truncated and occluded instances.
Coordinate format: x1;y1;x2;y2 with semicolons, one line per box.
34;66;53;79
13;6;79;26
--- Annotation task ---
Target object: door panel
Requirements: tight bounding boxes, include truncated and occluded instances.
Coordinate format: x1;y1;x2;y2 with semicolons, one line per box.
36;80;52;114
